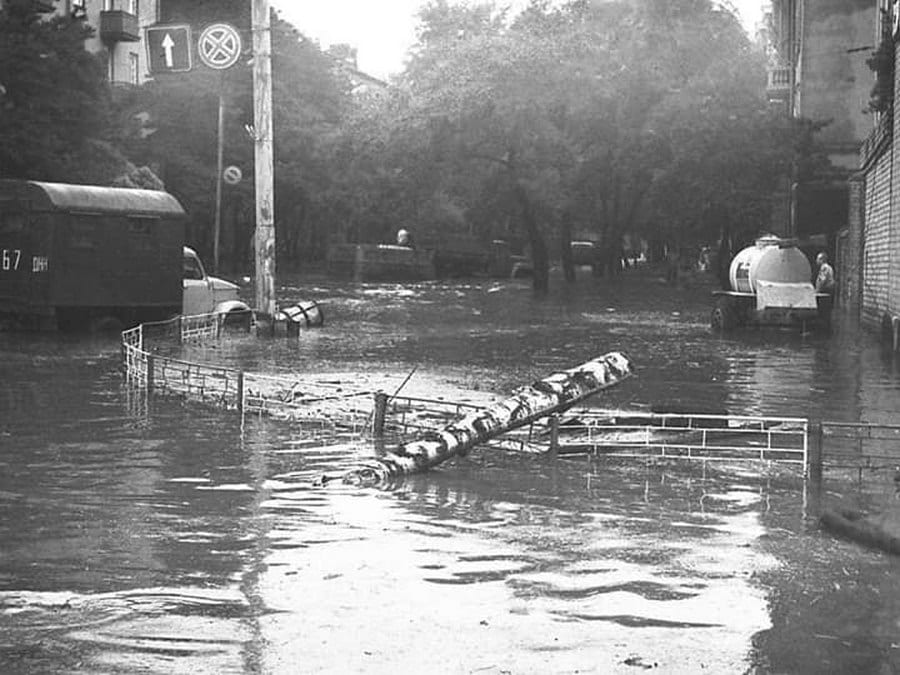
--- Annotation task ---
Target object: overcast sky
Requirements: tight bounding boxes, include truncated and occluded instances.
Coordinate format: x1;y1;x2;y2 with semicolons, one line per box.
270;1;765;80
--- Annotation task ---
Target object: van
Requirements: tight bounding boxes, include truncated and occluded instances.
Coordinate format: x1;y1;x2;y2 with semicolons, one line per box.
0;180;250;331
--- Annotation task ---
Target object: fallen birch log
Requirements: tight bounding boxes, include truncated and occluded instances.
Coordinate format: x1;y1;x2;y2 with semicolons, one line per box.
322;351;633;487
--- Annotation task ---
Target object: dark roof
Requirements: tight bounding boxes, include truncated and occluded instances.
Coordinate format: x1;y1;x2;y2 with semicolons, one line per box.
0;180;186;217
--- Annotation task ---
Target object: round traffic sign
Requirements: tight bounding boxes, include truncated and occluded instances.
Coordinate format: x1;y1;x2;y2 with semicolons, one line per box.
198;23;242;70
223;165;242;185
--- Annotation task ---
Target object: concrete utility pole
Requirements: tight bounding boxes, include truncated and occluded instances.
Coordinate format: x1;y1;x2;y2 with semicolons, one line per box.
213;74;225;274
252;0;276;322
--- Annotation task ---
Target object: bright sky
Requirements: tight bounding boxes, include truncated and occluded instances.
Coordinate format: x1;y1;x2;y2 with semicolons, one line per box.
271;0;765;80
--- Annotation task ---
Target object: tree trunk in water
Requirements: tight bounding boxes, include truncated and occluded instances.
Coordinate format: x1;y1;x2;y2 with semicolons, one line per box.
717;226;733;290
323;351;633;487
514;184;549;293
560;218;575;283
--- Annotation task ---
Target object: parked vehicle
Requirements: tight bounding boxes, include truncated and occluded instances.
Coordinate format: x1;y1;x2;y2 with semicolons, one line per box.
0;180;251;331
181;245;250;323
710;235;828;331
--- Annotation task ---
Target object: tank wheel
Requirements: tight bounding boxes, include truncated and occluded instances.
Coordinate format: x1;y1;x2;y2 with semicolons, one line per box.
711;298;738;331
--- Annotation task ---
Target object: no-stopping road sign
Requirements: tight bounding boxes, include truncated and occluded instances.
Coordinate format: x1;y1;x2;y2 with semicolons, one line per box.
223;165;243;185
198;23;242;70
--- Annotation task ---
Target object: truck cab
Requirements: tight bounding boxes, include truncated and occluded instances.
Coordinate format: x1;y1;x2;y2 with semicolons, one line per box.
182;246;251;323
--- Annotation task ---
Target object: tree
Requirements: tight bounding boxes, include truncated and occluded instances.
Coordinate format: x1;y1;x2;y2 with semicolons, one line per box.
0;0;110;180
397;0;582;292
379;0;804;290
115;9;349;271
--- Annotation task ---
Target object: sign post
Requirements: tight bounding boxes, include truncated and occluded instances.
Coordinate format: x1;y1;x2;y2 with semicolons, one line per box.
252;0;276;325
197;22;242;275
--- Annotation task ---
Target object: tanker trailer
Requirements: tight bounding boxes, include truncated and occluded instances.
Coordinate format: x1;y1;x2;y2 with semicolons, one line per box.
711;236;828;331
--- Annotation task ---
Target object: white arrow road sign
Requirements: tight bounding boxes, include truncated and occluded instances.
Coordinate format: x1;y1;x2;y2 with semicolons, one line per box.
161;33;175;68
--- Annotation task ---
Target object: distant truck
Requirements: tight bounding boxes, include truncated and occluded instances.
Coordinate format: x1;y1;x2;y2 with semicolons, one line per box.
711;235;829;331
0;180;251;331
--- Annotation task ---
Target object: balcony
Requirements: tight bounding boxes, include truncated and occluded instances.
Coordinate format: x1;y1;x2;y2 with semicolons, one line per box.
100;10;140;43
766;66;792;100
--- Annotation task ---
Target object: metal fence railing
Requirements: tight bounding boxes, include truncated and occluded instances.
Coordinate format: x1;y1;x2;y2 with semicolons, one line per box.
541;409;809;467
121;317;900;480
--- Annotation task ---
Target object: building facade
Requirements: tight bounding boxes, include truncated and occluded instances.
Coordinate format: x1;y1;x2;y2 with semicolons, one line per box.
765;0;877;261
855;1;900;336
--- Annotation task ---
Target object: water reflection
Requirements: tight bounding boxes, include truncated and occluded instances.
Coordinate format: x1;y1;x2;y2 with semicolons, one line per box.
3;273;900;673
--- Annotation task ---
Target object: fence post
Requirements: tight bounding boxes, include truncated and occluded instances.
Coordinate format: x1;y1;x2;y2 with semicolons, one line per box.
808;420;823;483
549;414;560;457
237;370;244;415
372;391;388;437
146;353;155;396
805;420;824;517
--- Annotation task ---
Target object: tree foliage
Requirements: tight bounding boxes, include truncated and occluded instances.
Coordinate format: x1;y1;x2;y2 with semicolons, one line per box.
0;0;810;289
115;8;349;270
0;0;110;180
333;0;804;291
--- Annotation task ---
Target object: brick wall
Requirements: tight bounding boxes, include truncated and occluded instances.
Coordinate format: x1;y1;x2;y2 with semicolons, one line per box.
862;150;892;325
858;35;900;331
841;175;864;315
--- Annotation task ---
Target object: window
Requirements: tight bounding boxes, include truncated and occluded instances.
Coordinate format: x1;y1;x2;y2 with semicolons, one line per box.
129;52;139;85
70;218;96;250
127;218;152;236
183;254;205;281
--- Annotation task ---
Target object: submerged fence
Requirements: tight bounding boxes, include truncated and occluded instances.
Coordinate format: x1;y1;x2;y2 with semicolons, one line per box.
545;409;809;466
122;316;900;479
122;315;482;440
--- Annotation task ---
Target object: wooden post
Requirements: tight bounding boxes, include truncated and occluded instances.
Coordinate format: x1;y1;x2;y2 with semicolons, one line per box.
236;370;245;415
807;420;824;516
807;420;823;482
252;0;276;322
549;414;560;458
372;391;388;437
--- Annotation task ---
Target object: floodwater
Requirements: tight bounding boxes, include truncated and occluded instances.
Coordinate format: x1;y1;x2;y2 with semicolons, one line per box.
2;269;900;674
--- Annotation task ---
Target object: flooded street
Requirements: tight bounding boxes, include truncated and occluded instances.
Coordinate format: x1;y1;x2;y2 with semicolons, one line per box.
3;270;900;674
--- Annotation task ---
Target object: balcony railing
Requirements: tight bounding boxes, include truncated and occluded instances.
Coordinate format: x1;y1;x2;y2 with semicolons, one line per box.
100;10;140;43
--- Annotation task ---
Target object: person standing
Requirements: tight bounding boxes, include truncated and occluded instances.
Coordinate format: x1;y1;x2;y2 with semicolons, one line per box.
814;251;835;327
396;228;414;249
815;252;835;294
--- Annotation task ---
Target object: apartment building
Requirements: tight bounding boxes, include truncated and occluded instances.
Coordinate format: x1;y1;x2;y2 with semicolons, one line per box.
3;0;160;85
764;0;877;246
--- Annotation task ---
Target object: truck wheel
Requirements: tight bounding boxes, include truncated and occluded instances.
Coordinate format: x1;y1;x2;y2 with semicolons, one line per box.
711;298;737;331
222;308;252;330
